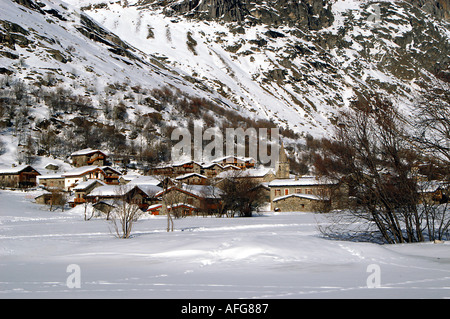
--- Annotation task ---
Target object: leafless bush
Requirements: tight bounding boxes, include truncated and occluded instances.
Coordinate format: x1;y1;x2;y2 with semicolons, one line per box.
109;186;143;238
315;96;449;244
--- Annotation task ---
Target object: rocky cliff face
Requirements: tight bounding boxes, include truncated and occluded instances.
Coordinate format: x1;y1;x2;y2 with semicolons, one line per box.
154;0;450;27
159;0;334;29
409;0;450;21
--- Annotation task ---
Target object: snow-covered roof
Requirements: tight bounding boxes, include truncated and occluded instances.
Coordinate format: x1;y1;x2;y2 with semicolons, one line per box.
61;165;120;178
62;165;101;177
73;179;106;191
180;184;223;198
175;172;207;180
147;203;162;211
93;199;118;207
167;203;197;210
119;174;141;182
200;162;222;169
417;180;446;193
273;193;323;202
87;185;125;197
99;166;121;174
126;175;161;186
0;165;40;175
269;176;337;187
71;148;107;156
216;167;274;179
155;160;204;169
134;184;162;197
222;164;241;170
155;183;222;199
37;174;64;180
212;155;256;163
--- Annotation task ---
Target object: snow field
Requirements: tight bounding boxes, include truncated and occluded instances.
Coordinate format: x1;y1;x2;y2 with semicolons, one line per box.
0;189;449;298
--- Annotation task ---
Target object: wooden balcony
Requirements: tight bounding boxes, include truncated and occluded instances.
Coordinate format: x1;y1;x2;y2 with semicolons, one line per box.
73;197;86;204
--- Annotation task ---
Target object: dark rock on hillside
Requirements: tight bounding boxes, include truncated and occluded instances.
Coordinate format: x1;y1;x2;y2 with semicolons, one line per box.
159;0;334;29
409;0;450;21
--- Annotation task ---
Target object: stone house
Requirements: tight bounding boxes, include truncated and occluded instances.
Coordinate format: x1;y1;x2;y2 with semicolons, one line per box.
200;163;223;177
272;193;326;212
71;179;106;207
214;167;275;189
155;184;223;215
175;172;208;185
34;191;53;205
216;167;275;182
100;166;121;185
62;166;104;191
167;203;198;217
84;185;123;203
127;184;162;210
148;158;253;179
37;174;65;190
212;156;256;169
418;180;449;204
71;148;108;167
62;166;121;191
85;184;161;211
148;160;203;177
92;200;116;216
268;176;338;211
221;164;241;171
0;165;40;188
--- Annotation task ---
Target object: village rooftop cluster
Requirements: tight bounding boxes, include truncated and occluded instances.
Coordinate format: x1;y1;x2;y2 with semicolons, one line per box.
0;145;350;216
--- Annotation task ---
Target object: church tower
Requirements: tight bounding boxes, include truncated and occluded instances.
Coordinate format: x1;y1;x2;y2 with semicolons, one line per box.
275;142;290;179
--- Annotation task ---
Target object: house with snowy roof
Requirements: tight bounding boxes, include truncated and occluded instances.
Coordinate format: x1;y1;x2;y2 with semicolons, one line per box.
61;165;121;191
216;167;275;183
70;179;106;207
85;184;162;211
211;156;256;169
175;172;208;185
0;165;40;188
199;162;224;177
37;174;65;190
71;148;108;167
155;183;223;215
148;160;204;177
268;176;338;212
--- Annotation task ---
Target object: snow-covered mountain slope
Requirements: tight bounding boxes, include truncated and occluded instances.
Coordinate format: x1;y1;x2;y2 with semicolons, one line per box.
73;0;449;133
0;0;236;105
0;0;272;165
0;0;449;167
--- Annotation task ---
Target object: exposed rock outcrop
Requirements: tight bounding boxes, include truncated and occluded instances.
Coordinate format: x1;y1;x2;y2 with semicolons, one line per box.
161;0;334;30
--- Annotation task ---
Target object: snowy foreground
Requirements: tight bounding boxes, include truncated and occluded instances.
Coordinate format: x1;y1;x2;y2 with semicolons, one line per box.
0;190;449;299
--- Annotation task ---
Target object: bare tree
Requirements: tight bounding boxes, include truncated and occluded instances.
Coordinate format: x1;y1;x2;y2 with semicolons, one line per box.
314;98;426;244
109;185;143;238
412;80;450;165
218;170;265;217
411;80;450;241
49;189;67;212
153;174;175;232
416;180;450;241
